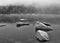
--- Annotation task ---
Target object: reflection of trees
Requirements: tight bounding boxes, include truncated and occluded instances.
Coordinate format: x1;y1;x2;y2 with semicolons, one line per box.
0;16;20;23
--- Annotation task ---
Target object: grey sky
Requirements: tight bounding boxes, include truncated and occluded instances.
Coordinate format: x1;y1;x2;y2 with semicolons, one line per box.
0;0;60;6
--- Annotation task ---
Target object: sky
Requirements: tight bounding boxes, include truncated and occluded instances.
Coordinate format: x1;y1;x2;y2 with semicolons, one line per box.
0;0;60;6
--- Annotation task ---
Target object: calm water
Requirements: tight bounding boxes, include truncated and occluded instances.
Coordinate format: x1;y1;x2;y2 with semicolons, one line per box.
0;23;59;43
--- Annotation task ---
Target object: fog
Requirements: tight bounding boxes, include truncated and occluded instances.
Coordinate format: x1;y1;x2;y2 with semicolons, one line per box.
0;0;60;6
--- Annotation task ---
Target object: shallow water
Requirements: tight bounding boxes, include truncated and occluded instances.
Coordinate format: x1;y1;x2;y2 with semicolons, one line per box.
0;23;59;43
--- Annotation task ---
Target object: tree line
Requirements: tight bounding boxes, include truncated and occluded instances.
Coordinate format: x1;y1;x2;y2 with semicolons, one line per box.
0;5;60;14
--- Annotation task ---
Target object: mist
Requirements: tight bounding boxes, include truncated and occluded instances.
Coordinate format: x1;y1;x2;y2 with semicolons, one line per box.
0;0;60;7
